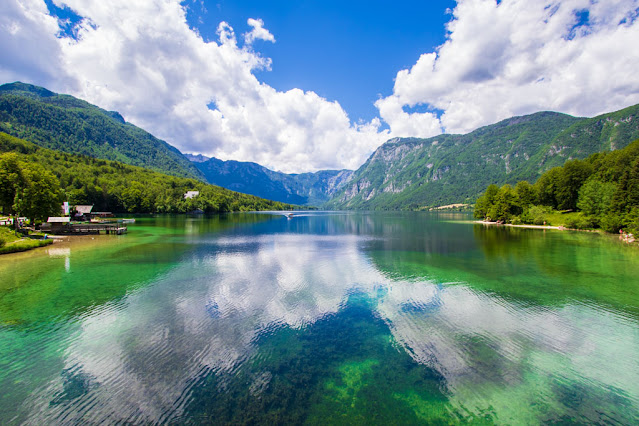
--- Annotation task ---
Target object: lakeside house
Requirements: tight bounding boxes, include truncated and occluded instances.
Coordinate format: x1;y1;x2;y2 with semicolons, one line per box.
42;216;71;232
184;191;199;199
74;205;94;220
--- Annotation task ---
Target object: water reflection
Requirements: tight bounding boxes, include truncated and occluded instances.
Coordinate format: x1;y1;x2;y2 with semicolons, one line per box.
1;213;638;424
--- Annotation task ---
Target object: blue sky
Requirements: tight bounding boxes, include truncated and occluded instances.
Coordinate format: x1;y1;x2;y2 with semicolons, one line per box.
182;0;456;123
2;0;639;172
44;0;456;124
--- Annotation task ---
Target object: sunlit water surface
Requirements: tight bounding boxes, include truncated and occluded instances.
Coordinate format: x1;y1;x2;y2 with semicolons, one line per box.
1;212;638;424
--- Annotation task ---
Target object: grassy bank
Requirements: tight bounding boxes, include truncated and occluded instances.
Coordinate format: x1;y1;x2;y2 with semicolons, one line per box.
0;226;53;255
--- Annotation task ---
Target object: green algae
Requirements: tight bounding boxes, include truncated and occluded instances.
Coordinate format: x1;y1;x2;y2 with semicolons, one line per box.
325;359;380;406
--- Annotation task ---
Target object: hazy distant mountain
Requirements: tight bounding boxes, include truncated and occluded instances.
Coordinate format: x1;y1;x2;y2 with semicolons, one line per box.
184;153;211;163
193;157;353;205
325;104;639;209
0;82;203;180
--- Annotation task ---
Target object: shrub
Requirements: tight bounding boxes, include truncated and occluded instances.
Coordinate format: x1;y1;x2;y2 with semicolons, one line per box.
559;213;593;229
563;216;579;229
521;205;550;225
576;215;596;229
0;236;5;248
600;213;624;233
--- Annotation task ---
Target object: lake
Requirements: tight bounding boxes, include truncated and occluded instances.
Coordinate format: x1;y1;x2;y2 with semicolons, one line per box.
1;212;638;424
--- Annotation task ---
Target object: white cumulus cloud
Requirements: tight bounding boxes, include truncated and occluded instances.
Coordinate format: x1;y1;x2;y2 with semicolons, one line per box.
2;0;639;172
0;0;387;173
244;18;275;45
377;0;639;136
0;0;74;90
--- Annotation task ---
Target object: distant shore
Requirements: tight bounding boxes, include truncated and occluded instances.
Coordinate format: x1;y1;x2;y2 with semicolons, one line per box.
429;203;471;211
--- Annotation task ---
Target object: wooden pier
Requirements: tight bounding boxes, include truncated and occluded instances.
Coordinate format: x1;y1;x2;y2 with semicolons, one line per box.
42;223;127;235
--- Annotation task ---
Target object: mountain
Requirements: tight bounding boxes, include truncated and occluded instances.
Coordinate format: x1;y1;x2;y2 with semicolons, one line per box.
0;82;203;180
0;131;295;214
0;82;349;206
326;104;639;210
194;157;353;205
5;82;637;211
184;153;211;163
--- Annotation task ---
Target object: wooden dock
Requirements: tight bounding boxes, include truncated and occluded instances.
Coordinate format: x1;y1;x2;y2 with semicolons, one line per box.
42;223;127;235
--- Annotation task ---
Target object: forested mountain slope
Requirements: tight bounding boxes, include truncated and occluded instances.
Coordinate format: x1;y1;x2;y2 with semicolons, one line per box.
326;104;639;210
0;132;294;215
0;82;203;180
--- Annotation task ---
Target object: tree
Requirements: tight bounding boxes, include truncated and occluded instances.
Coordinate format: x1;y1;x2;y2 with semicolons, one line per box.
0;153;24;215
515;181;537;207
119;181;145;213
474;184;502;219
14;163;63;224
535;167;563;208
487;184;521;222
474;195;489;219
485;184;499;205
555;159;592;210
577;179;616;217
628;159;639;209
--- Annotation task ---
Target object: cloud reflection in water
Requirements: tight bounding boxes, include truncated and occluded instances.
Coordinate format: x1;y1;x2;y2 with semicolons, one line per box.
21;231;639;424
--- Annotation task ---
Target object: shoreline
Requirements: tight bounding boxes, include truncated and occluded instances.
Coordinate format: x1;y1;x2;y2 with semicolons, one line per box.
475;220;563;230
475;220;637;244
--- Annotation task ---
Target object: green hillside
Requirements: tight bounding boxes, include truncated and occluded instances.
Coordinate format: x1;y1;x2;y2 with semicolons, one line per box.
326;105;639;210
0;132;295;218
0;82;203;180
474;139;639;235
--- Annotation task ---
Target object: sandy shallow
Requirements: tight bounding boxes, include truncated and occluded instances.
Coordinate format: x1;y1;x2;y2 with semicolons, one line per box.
475;220;562;230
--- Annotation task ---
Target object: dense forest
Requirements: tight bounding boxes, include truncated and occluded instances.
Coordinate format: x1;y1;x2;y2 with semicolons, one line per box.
474;139;639;235
0;132;295;224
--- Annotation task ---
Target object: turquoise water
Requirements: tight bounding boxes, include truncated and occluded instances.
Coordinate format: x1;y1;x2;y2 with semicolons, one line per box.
1;212;638;424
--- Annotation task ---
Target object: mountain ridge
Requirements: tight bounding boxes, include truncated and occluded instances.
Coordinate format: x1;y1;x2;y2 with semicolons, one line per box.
325;106;639;210
4;82;639;210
